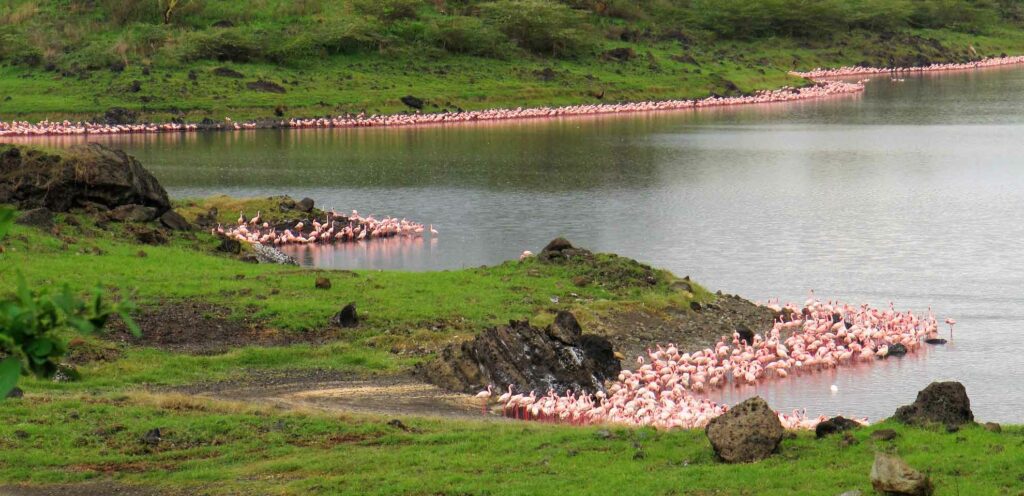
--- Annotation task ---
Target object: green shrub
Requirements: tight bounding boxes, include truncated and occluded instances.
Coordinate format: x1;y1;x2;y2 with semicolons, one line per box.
434;16;513;58
178;28;262;62
479;0;595;57
0;207;138;399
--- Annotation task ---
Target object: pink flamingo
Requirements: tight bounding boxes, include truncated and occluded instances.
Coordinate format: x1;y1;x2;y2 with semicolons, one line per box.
475;385;493;415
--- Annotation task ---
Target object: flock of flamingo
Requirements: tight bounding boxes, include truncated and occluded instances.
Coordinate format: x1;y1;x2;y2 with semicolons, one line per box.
213;209;435;246
790;54;1024;79
476;295;957;430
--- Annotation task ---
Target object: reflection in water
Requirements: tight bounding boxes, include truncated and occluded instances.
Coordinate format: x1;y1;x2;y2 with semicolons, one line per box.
282;236;440;271
20;65;1024;423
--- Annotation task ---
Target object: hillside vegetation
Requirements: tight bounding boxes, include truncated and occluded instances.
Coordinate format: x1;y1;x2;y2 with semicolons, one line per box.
1;0;1024;120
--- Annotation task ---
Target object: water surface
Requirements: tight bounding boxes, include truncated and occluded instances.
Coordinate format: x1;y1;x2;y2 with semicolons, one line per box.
22;66;1024;423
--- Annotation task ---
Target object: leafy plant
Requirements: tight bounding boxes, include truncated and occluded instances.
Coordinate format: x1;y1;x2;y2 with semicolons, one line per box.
0;207;138;398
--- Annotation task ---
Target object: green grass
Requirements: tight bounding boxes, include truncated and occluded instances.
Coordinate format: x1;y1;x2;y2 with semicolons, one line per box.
1;392;1020;495
2;1;1024;122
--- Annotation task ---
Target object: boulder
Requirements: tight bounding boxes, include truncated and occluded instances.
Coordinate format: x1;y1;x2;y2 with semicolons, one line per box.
893;381;974;428
159;210;192;231
216;238;242;254
815;416;862;438
15;207;54;230
735;323;755;345
418;312;621;395
0;143;170;214
297;197;315;213
870;453;933;496
315;277;331;289
330;303;359;328
140;428;162;446
924;338;947;345
984;422;1001;433
108;204;158;223
542;237;574;253
401;95;424;109
888;343;908;356
871;429;898;441
705;396;784;463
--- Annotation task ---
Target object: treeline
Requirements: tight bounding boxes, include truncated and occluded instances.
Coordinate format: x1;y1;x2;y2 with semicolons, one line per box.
0;0;1022;68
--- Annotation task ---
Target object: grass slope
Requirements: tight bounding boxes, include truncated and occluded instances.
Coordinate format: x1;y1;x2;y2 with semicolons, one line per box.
1;1;1023;122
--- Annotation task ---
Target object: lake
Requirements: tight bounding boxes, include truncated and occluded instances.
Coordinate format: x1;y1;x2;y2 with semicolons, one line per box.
21;66;1024;423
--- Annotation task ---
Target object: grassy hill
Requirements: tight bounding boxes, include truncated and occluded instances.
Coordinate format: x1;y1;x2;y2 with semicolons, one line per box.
1;0;1024;122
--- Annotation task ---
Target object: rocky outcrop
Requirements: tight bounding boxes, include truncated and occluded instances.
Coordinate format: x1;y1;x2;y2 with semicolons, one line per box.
870;453;934;496
418;311;621;395
0;143;170;215
330;303;359;328
15;207;54;230
159;210;192;231
893;381;974;428
251;242;298;265
815;416;861;438
705;396;784;463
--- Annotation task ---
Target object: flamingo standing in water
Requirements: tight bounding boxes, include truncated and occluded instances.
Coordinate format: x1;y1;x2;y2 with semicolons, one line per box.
475;385;493;415
945;318;957;338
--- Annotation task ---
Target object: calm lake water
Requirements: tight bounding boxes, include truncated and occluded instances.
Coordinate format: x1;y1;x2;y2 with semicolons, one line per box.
22;66;1024;423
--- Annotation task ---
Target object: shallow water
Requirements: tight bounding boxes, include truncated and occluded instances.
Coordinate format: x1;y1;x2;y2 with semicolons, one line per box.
22;66;1024;423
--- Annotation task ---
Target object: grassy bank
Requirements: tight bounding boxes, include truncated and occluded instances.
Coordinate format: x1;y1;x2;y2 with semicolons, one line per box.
2;1;1024;122
1;392;1020;495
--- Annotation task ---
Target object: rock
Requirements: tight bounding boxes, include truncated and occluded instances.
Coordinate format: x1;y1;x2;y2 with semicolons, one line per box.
216;238;242;254
735;323;755;345
194;208;218;228
129;225;168;245
602;47;636;61
888;343;908;356
546;310;582;345
386;419;409;431
837;491;862;496
251;242;298;265
871;429;898;441
984;422;1001;433
330;303;359;328
870;452;934;496
924;338;947;345
15;207;54;230
401;95;424;109
6;387;23;399
52;364;81;383
418;312;621;395
158;210;192;231
704;396;784;463
816;416;862;438
140;428;162;446
0;143;170;214
315;277;331;289
108;204;158;222
297;197;315;213
246;80;286;93
212;67;244;78
893;381;974;428
103;107;137;125
571;275;590;287
542;237;574;253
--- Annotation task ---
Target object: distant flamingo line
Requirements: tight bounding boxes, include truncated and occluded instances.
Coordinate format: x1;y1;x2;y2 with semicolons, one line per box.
477;295;954;430
213;209;435;246
0;81;863;137
790;55;1024;79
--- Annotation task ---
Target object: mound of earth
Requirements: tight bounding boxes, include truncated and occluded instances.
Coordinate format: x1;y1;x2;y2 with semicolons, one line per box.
587;293;776;362
417;311;620;395
107;300;336;355
0;143;170;215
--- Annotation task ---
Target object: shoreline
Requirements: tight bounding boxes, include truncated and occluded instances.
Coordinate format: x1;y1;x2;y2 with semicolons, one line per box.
1;55;1022;138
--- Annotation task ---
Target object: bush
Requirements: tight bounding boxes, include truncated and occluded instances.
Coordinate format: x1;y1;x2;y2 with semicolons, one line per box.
478;0;595;57
434;16;513;58
178;28;262;62
351;0;422;22
0;207;138;399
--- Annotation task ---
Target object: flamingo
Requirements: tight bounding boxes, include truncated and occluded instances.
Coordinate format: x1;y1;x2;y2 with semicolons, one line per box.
475;385;493;415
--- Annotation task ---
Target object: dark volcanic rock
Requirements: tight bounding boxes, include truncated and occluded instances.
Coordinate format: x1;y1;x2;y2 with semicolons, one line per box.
108;204;158;222
297;197;315;212
924;338;947;345
212;67;245;78
15;207;54;230
887;343;908;356
543;237;574;253
400;95;424;109
246;80;286;93
0;143;170;215
103;107;137;125
871;429;898;441
815;416;862;438
705;396;784;463
140;428;162;446
330;303;359;328
735;323;755;345
159;210;192;231
418;312;621;395
893;381;974;428
315;277;331;289
217;238;242;254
